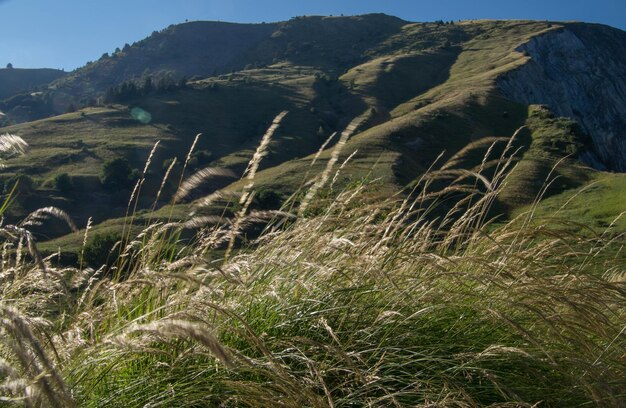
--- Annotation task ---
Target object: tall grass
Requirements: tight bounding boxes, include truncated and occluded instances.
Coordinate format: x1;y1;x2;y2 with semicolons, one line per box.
0;120;624;407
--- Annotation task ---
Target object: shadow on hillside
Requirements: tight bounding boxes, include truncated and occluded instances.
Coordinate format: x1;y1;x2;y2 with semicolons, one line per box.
347;46;463;113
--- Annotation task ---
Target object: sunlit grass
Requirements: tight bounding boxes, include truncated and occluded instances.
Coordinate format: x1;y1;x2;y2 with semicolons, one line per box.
0;118;623;407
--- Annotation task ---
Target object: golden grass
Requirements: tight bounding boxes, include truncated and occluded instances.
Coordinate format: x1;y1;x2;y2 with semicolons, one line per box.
0;120;623;407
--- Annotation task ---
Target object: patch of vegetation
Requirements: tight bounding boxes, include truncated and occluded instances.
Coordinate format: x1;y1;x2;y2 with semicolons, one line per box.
100;157;138;191
0;134;623;406
0;19;572;246
54;172;74;194
498;105;596;211
516;172;626;232
82;232;122;269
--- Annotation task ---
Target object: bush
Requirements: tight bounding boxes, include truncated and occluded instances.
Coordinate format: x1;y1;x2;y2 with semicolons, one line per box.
100;157;137;190
54;173;73;193
82;232;121;269
253;187;284;209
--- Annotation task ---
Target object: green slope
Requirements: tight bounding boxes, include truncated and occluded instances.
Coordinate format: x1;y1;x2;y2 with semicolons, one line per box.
0;18;622;259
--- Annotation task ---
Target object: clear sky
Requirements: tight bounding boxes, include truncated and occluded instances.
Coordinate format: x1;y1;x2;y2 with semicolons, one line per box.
1;0;624;71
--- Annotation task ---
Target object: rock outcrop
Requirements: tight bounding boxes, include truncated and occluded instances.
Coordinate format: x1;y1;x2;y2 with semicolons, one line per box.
498;23;626;171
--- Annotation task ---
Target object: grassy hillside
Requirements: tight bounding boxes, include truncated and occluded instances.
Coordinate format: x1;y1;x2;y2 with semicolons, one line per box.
0;67;66;100
0;68;67;125
514;171;626;233
0;18;623;261
0;17;624;405
41;14;405;114
0;154;623;407
497;105;596;209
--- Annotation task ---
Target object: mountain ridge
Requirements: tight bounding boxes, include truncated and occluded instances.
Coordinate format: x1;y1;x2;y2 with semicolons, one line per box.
0;15;624;255
0;67;66;100
498;22;626;171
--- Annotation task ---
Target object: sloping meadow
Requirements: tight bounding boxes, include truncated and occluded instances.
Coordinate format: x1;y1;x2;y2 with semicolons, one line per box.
0;119;624;407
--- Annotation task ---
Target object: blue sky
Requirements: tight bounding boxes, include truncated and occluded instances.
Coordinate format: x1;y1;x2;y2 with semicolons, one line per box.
1;0;625;70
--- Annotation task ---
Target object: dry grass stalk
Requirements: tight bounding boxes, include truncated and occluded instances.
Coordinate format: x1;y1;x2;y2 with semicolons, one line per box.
79;217;93;271
195;190;242;208
153;156;177;207
311;131;338;167
240;111;289;205
0;225;46;272
165;133;202;221
298;113;368;217
182;216;225;230
20;206;78;233
173;167;237;203
142;140;160;176
224;191;256;260
184;134;201;169
118;319;234;367
330;149;359;188
441;136;509;170
0;134;28;158
0;307;75;407
0;123;624;407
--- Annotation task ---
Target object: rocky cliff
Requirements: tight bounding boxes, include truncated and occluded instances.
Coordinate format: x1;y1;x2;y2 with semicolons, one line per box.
498;23;626;171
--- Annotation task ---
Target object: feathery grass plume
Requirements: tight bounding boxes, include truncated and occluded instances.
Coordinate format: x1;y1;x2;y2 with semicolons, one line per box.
185;134;201;170
310;131;338;168
162;133;201;225
195;190;242;208
117;320;234;367
14;235;23;268
151;221;185;238
132;140;161;206
224;191;256;260
118;140;162;269
167;255;204;271
423;169;494;191
0;133;28;159
152;156;177;208
173;167;237;203
3;119;626;406
0;307;75;407
1;242;10;271
167;133;202;206
283;130;339;214
197;224;232;253
239;111;288;205
330;149;358;188
127;178;142;205
79;217;93;270
0;225;46;272
136;216;223;264
491;126;526;191
298;113;369;217
20;206;78;232
142;140;160;176
209;111;289;262
238;210;296;230
182;216;225;230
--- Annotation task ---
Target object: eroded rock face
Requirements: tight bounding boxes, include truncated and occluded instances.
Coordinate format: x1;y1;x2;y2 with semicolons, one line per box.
498;24;626;171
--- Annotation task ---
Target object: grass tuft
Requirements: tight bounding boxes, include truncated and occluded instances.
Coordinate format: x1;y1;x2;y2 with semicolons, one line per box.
0;122;623;407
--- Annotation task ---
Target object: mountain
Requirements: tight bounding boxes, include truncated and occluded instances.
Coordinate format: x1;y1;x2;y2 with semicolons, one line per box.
0;67;66;100
498;23;626;171
0;67;67;124
2;16;625;408
0;15;624;258
46;14;406;108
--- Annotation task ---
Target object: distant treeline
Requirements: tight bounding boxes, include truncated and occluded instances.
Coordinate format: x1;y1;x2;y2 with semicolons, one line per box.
104;75;188;103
